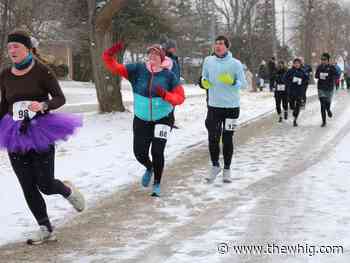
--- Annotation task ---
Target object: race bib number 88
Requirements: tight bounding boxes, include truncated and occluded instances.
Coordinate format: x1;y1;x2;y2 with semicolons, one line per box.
13;101;36;121
154;124;171;140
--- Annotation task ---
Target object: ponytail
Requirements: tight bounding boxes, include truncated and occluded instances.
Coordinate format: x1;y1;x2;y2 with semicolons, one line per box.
32;47;50;65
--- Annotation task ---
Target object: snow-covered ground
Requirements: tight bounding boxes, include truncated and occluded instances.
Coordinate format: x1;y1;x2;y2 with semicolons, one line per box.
54;88;350;263
157;98;350;263
0;82;316;246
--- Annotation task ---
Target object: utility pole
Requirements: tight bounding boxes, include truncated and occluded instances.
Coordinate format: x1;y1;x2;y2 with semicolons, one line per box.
272;0;277;57
282;3;285;47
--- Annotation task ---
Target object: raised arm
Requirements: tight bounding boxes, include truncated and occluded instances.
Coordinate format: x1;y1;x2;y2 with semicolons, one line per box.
102;42;129;79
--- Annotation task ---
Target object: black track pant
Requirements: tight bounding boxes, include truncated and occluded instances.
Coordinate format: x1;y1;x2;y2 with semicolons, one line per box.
319;97;331;123
274;92;288;115
8;145;71;231
133;113;174;185
205;106;240;169
289;95;302;119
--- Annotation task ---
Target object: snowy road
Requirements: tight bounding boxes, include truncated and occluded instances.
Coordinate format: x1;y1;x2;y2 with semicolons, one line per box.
1;89;350;262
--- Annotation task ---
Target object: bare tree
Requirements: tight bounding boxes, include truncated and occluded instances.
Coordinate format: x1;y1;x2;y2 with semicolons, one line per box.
86;0;126;112
213;0;260;36
0;0;12;67
290;0;349;63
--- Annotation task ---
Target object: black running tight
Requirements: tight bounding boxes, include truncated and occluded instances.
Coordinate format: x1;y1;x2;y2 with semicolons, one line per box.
319;97;331;122
205;106;240;169
9;145;71;231
133;114;174;185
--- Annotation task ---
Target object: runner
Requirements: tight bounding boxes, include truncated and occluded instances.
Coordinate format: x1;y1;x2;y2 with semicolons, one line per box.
162;39;181;81
162;39;181;129
102;42;185;197
0;30;85;245
284;58;308;127
268;57;277;92
201;35;247;183
333;61;342;90
315;53;337;127
274;61;288;122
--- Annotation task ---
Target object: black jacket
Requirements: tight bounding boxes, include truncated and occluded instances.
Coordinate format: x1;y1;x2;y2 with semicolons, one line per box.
315;64;337;91
268;60;277;80
274;67;288;94
275;67;288;84
284;67;308;97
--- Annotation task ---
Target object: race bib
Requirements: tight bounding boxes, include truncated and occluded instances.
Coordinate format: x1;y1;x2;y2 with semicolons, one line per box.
154;124;171;140
292;77;302;85
320;72;328;80
13;101;36;121
277;84;286;91
259;79;264;87
225;118;238;131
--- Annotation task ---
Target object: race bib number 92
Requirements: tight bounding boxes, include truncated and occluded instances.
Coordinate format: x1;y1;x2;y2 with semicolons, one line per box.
225;118;238;131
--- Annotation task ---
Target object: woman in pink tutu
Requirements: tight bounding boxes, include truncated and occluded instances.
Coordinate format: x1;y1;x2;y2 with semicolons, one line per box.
0;30;85;245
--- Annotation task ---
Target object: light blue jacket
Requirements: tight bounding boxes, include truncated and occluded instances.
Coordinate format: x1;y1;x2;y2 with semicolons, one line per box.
202;52;247;108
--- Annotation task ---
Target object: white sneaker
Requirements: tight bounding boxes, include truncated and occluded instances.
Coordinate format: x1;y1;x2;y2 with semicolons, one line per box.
206;166;221;183
223;169;232;183
27;226;57;245
64;180;85;212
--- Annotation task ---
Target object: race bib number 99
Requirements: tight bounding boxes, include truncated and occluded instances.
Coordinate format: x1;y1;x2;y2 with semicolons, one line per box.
225;118;238;131
13;101;36;121
154;124;171;140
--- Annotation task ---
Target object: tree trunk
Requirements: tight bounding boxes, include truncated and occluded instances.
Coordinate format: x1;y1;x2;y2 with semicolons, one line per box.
87;0;125;113
0;0;10;68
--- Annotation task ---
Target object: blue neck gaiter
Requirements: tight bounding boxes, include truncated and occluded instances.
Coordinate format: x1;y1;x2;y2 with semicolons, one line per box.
14;52;33;70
